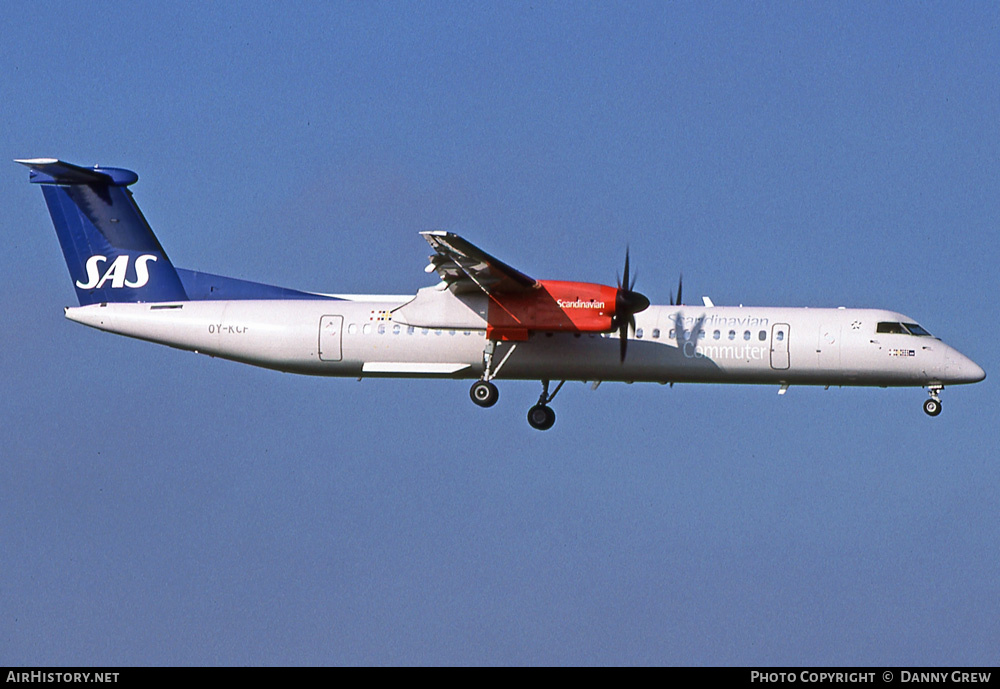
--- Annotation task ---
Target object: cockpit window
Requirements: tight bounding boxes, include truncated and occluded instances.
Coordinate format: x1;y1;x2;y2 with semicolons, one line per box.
903;323;932;337
876;322;908;334
877;321;933;336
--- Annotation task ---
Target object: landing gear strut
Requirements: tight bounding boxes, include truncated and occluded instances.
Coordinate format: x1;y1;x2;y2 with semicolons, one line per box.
923;385;943;417
527;379;564;431
470;339;517;408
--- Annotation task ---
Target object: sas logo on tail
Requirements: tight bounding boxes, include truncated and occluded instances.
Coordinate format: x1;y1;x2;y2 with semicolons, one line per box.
76;254;157;290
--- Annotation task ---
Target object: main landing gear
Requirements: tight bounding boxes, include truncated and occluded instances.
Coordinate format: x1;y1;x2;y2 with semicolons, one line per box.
469;340;564;430
470;380;499;407
923;385;943;417
469;374;565;432
470;340;506;408
527;379;564;431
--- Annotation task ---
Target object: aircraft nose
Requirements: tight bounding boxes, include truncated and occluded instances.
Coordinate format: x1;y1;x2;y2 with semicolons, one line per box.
948;352;986;384
965;359;986;383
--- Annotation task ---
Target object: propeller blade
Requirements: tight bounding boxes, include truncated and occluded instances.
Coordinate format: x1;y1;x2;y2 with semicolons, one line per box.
614;246;649;363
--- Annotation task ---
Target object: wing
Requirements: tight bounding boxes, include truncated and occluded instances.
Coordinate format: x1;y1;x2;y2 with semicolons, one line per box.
421;231;538;294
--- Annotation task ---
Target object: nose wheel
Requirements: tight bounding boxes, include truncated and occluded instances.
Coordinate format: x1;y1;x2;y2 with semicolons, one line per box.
923;385;943;417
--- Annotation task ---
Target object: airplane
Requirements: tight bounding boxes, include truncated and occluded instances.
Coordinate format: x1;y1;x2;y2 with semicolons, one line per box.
17;158;985;430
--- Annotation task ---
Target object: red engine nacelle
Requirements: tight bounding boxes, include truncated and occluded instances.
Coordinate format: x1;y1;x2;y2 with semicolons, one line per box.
485;280;619;340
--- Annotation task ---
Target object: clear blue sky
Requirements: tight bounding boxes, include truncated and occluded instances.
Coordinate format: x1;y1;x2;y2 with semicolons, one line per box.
2;2;997;666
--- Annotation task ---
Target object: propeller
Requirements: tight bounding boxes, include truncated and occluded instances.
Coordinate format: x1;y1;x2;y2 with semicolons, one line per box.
668;274;686;383
613;247;650;362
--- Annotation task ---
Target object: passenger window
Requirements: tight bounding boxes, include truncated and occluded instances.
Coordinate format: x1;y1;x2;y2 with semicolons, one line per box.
407;326;414;335
363;324;372;335
652;328;660;339
713;330;720;340
743;330;751;341
669;329;676;339
729;330;736;340
776;331;784;341
636;328;644;339
392;324;400;334
698;330;706;340
377;324;385;335
348;323;357;334
758;330;766;341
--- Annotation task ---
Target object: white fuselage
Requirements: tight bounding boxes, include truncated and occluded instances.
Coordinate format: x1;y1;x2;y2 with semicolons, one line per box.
64;297;985;388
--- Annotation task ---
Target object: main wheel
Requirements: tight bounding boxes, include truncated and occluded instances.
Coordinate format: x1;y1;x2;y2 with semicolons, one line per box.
527;404;556;430
470;380;499;408
923;398;942;417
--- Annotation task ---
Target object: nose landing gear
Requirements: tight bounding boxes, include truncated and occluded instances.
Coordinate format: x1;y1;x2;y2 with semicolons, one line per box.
923;385;943;417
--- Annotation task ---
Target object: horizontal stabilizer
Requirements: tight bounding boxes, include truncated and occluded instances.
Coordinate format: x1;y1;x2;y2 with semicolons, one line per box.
16;158;139;186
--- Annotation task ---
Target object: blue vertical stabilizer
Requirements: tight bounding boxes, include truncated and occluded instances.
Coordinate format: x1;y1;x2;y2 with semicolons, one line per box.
17;158;189;305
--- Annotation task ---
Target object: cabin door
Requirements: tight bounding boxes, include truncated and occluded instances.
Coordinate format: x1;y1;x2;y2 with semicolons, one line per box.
770;323;790;370
319;315;343;362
